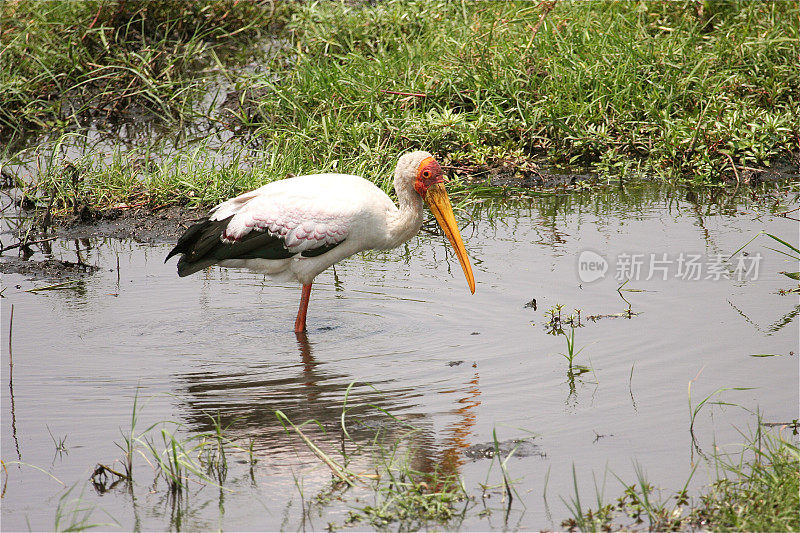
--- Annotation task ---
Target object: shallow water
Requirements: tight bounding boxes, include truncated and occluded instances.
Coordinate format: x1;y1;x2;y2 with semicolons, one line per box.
2;182;798;530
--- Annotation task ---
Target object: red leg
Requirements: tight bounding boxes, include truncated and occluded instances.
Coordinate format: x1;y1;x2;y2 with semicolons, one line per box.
294;283;313;333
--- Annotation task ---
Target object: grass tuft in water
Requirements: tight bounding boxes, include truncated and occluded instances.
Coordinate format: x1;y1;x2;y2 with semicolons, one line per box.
545;305;596;396
101;394;249;497
200;412;230;483
691;433;799;531
46;425;69;457
345;433;468;531
565;431;798;532
348;466;467;530
562;408;799;532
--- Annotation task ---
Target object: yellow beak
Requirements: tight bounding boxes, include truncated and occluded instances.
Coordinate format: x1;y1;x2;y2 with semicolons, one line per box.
424;182;476;294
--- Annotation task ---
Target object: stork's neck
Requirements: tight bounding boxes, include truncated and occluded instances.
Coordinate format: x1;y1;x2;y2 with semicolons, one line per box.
384;185;425;249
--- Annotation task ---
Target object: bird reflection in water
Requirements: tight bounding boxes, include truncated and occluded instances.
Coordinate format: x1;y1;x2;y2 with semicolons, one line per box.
177;332;482;485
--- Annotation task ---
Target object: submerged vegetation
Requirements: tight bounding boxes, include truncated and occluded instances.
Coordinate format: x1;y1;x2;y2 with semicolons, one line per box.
12;392;797;531
1;0;798;214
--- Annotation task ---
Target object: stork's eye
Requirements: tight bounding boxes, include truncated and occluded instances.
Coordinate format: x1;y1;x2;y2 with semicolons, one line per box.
422;170;431;178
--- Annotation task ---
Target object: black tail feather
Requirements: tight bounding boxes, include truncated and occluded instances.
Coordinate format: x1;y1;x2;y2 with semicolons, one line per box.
166;215;330;277
165;216;233;276
165;217;215;262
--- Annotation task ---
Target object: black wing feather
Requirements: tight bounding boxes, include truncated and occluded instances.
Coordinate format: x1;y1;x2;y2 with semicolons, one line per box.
165;216;343;277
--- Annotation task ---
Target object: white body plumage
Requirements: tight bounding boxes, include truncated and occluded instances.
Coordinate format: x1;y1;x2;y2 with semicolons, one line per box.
167;151;474;332
208;171;423;284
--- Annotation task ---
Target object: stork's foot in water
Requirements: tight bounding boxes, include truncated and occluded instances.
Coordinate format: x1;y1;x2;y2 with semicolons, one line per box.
294;283;312;333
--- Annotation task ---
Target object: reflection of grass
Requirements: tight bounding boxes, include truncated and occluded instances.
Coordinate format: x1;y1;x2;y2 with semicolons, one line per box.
765;233;800;293
732;231;800;293
94;394;251;496
46;425;68;456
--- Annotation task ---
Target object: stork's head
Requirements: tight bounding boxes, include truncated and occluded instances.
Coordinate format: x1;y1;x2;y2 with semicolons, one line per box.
395;151;475;294
395;150;443;196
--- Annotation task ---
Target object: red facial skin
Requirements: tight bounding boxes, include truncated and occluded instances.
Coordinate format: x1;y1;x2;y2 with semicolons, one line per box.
414;157;445;197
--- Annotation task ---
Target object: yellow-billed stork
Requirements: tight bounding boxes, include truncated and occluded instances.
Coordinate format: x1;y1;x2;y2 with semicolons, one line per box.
166;151;475;332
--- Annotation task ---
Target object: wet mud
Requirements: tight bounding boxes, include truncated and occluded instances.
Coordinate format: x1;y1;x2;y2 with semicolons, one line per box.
0;205;201;277
52;205;200;242
0;257;99;281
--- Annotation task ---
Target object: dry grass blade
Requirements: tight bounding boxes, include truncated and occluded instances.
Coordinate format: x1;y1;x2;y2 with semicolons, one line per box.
275;410;357;486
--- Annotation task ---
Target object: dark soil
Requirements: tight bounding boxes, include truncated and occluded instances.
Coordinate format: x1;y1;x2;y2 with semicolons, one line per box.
1;205;201;278
0;257;99;281
53;205;203;243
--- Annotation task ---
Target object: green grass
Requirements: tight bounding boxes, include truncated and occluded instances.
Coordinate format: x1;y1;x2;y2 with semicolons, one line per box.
347;466;467;530
248;0;797;179
563;427;800;532
3;1;798;212
88;394;252;496
692;434;800;532
0;0;287;148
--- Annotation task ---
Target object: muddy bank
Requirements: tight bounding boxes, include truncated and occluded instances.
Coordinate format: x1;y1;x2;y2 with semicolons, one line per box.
479;153;799;188
0;257;99;281
1;205;200;278
3;205;200;245
2;166;796;281
52;205;201;243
